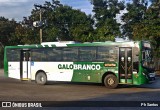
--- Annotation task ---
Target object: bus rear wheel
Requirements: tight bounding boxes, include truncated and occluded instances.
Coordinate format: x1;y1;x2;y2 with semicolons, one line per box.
35;72;47;85
104;74;118;89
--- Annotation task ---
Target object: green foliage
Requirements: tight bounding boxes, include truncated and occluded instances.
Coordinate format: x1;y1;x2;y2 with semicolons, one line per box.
29;0;94;42
0;17;17;68
0;17;17;45
14;24;39;44
121;0;148;39
91;0;125;41
129;0;160;57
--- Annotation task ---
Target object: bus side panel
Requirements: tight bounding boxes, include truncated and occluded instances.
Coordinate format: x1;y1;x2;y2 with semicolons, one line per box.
139;67;149;84
8;62;20;79
71;62;103;83
31;62;74;82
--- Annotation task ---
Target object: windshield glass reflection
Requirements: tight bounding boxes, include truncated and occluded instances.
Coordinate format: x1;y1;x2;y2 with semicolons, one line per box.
142;50;154;69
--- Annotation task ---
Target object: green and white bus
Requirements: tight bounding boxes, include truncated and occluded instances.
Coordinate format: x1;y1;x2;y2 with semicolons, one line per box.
4;41;155;88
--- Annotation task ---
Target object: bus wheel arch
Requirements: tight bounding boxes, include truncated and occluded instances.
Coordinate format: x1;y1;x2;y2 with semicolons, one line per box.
35;70;47;85
102;72;118;89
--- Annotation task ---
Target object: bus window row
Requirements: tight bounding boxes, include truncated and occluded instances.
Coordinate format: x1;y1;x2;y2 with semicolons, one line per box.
7;46;118;62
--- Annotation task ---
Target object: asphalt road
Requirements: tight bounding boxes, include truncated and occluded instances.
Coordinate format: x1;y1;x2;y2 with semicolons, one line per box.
0;69;160;110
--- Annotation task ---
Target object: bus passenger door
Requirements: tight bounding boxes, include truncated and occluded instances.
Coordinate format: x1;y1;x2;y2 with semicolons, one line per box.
20;50;31;80
119;48;132;84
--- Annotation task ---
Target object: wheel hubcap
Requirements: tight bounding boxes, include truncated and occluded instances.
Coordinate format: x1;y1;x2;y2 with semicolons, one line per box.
108;78;114;85
40;76;44;82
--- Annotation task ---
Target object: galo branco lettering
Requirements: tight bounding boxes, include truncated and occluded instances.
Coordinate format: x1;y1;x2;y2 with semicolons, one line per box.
58;64;101;70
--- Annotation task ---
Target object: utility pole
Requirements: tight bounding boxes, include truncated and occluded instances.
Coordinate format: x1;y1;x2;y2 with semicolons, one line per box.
34;4;47;44
39;9;43;44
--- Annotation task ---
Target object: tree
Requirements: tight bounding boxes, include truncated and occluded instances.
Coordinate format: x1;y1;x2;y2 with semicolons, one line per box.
0;17;18;68
123;0;160;69
11;16;40;45
45;5;94;42
91;0;125;41
132;0;160;57
0;17;17;45
28;0;94;42
121;0;148;39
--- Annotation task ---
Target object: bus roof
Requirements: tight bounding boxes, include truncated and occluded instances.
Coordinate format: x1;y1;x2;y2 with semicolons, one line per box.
5;41;142;49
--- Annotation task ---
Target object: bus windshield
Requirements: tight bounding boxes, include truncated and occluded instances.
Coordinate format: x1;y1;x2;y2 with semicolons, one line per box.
142;42;154;69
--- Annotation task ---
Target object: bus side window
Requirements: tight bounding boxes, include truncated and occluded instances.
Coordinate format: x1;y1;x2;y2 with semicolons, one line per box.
97;46;118;62
63;47;78;61
31;50;41;61
7;49;20;61
79;47;96;61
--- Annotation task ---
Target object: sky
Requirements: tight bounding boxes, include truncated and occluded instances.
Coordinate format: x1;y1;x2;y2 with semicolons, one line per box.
0;0;93;21
0;0;133;22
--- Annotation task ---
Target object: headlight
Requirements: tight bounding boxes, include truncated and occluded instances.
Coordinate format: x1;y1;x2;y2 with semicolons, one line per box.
149;73;155;78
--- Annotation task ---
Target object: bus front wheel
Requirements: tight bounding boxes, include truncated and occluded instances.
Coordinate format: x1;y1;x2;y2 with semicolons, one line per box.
35;72;47;85
104;74;118;89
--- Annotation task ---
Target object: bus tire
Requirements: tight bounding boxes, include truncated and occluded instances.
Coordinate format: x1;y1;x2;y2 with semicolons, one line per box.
104;74;118;89
35;72;47;85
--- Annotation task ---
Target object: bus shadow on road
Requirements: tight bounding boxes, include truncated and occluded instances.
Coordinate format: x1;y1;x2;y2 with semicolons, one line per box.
118;76;160;89
46;81;103;87
117;84;160;89
1;76;160;89
45;81;160;89
46;76;160;89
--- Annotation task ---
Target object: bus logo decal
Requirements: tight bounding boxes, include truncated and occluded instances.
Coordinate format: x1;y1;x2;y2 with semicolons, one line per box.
58;64;101;70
